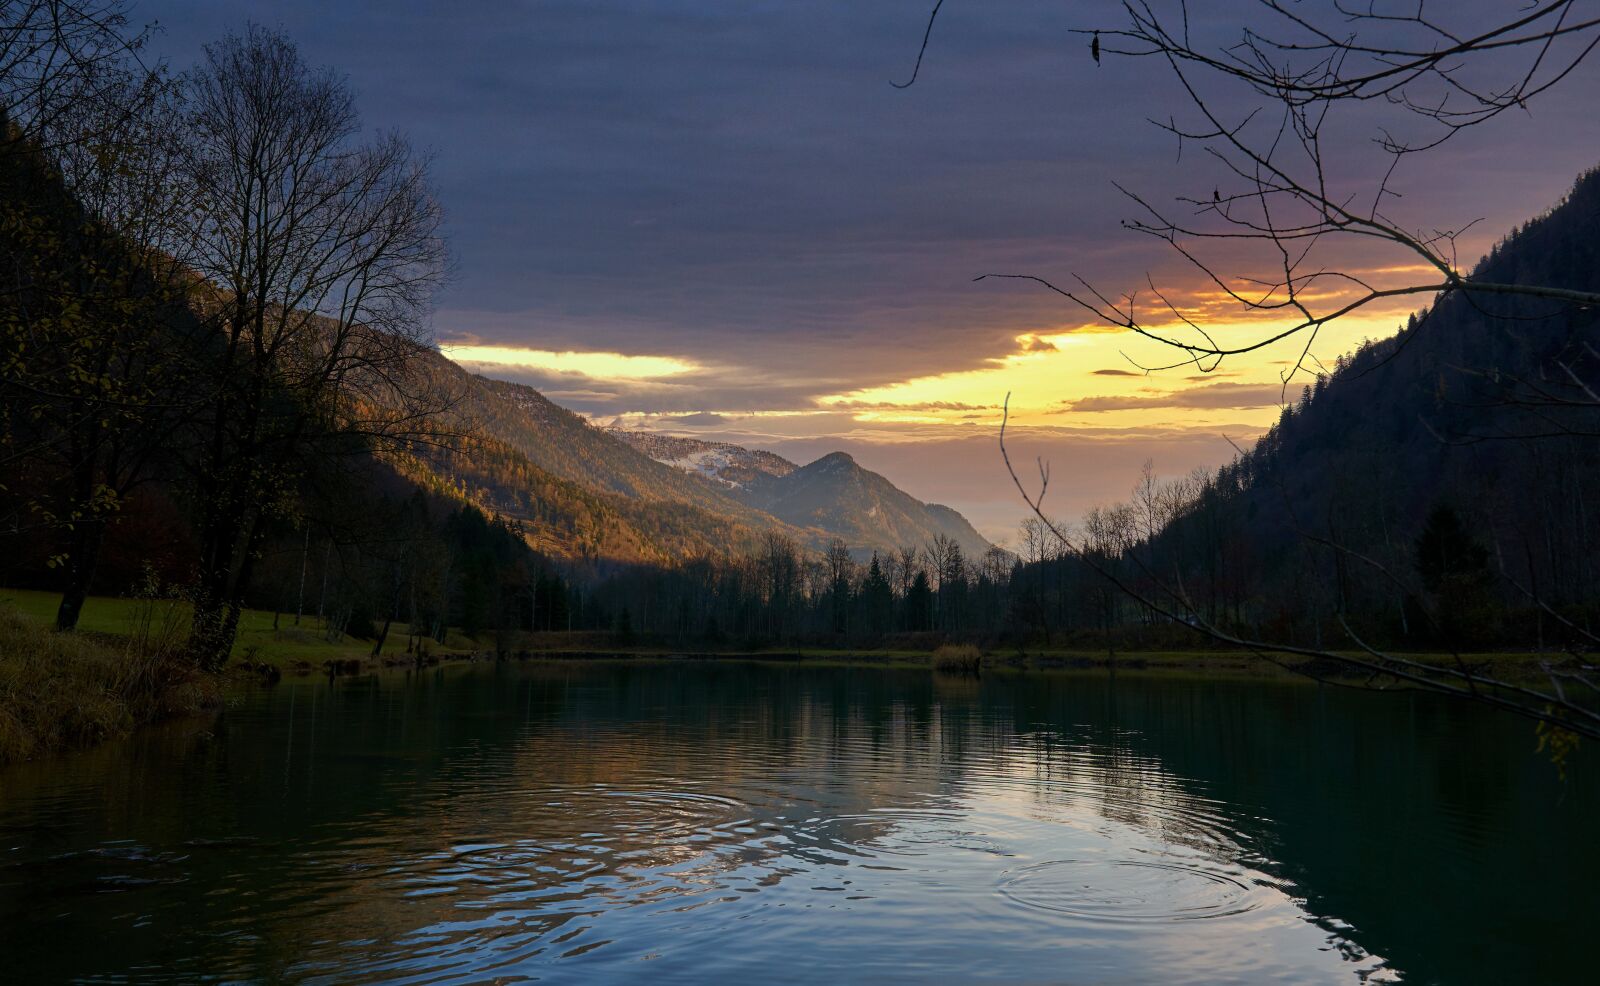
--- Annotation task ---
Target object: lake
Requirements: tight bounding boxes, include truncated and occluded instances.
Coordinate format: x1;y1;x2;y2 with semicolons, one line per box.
0;663;1593;983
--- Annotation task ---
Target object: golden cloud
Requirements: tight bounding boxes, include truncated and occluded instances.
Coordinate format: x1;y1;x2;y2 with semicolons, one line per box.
440;343;701;380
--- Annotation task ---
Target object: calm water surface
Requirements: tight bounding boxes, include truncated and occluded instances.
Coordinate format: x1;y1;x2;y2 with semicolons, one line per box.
0;663;1593;983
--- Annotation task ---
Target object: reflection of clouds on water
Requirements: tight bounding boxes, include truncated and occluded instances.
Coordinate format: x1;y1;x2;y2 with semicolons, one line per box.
260;688;1397;984
1;667;1498;983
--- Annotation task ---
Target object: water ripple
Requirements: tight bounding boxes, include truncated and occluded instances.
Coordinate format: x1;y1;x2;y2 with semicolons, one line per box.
998;856;1263;923
0;665;1502;984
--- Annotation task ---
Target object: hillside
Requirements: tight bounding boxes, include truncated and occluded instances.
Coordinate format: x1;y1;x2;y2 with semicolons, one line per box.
386;351;832;562
402;367;998;562
606;427;796;489
1142;165;1600;643
604;429;996;559
743;452;995;560
465;375;779;516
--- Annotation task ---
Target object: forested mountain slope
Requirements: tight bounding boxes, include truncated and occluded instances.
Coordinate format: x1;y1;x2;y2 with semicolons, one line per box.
1143;165;1600;644
434;371;998;561
470;377;753;509
384;351;828;562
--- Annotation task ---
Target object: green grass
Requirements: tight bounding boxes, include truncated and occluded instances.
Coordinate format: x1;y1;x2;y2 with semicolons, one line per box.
0;588;480;670
2;587;1560;682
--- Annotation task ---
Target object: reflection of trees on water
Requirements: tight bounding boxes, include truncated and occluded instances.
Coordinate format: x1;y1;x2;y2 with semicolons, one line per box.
0;665;1592;983
998;674;1594;984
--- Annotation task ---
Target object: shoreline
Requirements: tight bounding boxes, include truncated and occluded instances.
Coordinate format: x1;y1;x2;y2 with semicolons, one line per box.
3;586;1575;766
290;643;1567;686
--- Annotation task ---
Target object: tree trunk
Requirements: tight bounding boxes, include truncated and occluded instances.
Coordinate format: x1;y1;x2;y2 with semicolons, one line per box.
189;594;234;672
55;518;108;631
372;564;403;658
187;504;264;671
372;615;393;658
189;518;237;670
295;526;309;625
317;539;332;624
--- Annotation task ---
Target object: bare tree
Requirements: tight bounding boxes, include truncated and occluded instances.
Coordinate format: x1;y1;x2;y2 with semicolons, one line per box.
761;531;800;637
0;1;152;148
881;548;904;602
1048;1;1600;375
2;2;149;485
170;26;449;669
895;543;922;600
925;532;968;631
979;544;1011;588
41;71;193;632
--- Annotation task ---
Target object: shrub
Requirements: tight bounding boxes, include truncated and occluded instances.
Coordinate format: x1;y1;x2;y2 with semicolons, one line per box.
0;608;218;764
932;643;982;674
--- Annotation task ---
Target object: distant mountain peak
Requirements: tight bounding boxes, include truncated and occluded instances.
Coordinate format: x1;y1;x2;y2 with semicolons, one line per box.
810;451;857;469
608;427;993;558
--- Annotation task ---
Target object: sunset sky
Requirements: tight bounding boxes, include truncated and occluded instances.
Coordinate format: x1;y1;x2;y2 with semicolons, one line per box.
141;1;1600;543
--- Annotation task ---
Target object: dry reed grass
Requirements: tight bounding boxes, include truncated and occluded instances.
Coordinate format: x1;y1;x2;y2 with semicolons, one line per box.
931;643;982;674
0;595;217;764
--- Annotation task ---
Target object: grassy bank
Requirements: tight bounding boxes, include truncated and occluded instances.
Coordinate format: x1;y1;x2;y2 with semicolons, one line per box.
0;587;1566;767
0;607;218;765
0;588;481;671
0;584;491;765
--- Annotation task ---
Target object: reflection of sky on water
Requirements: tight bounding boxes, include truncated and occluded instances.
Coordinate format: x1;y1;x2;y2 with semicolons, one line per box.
264;692;1396;983
3;665;1591;983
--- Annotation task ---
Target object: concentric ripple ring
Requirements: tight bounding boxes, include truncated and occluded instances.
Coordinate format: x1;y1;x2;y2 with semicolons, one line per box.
998;858;1259;923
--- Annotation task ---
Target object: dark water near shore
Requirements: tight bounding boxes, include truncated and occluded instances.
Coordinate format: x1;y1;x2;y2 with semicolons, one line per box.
0;663;1594;984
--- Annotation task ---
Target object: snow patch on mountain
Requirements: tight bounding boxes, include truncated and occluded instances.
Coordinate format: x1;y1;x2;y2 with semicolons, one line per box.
607;427;796;489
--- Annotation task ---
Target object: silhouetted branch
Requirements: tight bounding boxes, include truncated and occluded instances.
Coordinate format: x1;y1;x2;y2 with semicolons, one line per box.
904;2;1600;373
891;0;945;89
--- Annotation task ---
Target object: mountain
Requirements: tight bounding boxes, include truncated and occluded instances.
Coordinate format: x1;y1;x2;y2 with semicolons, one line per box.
742;452;995;560
605;427;795;489
601;429;995;559
385;352;833;564
465;377;774;515
1214;165;1600;529
227;312;1001;572
1139;164;1600;644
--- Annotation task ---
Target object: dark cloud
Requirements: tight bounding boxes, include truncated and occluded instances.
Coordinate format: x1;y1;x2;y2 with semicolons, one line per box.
139;3;1600;393
1091;368;1143;377
134;1;1600;528
142;1;1600;402
134;1;1249;397
452;363;830;415
1058;383;1288;413
662;412;729;427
